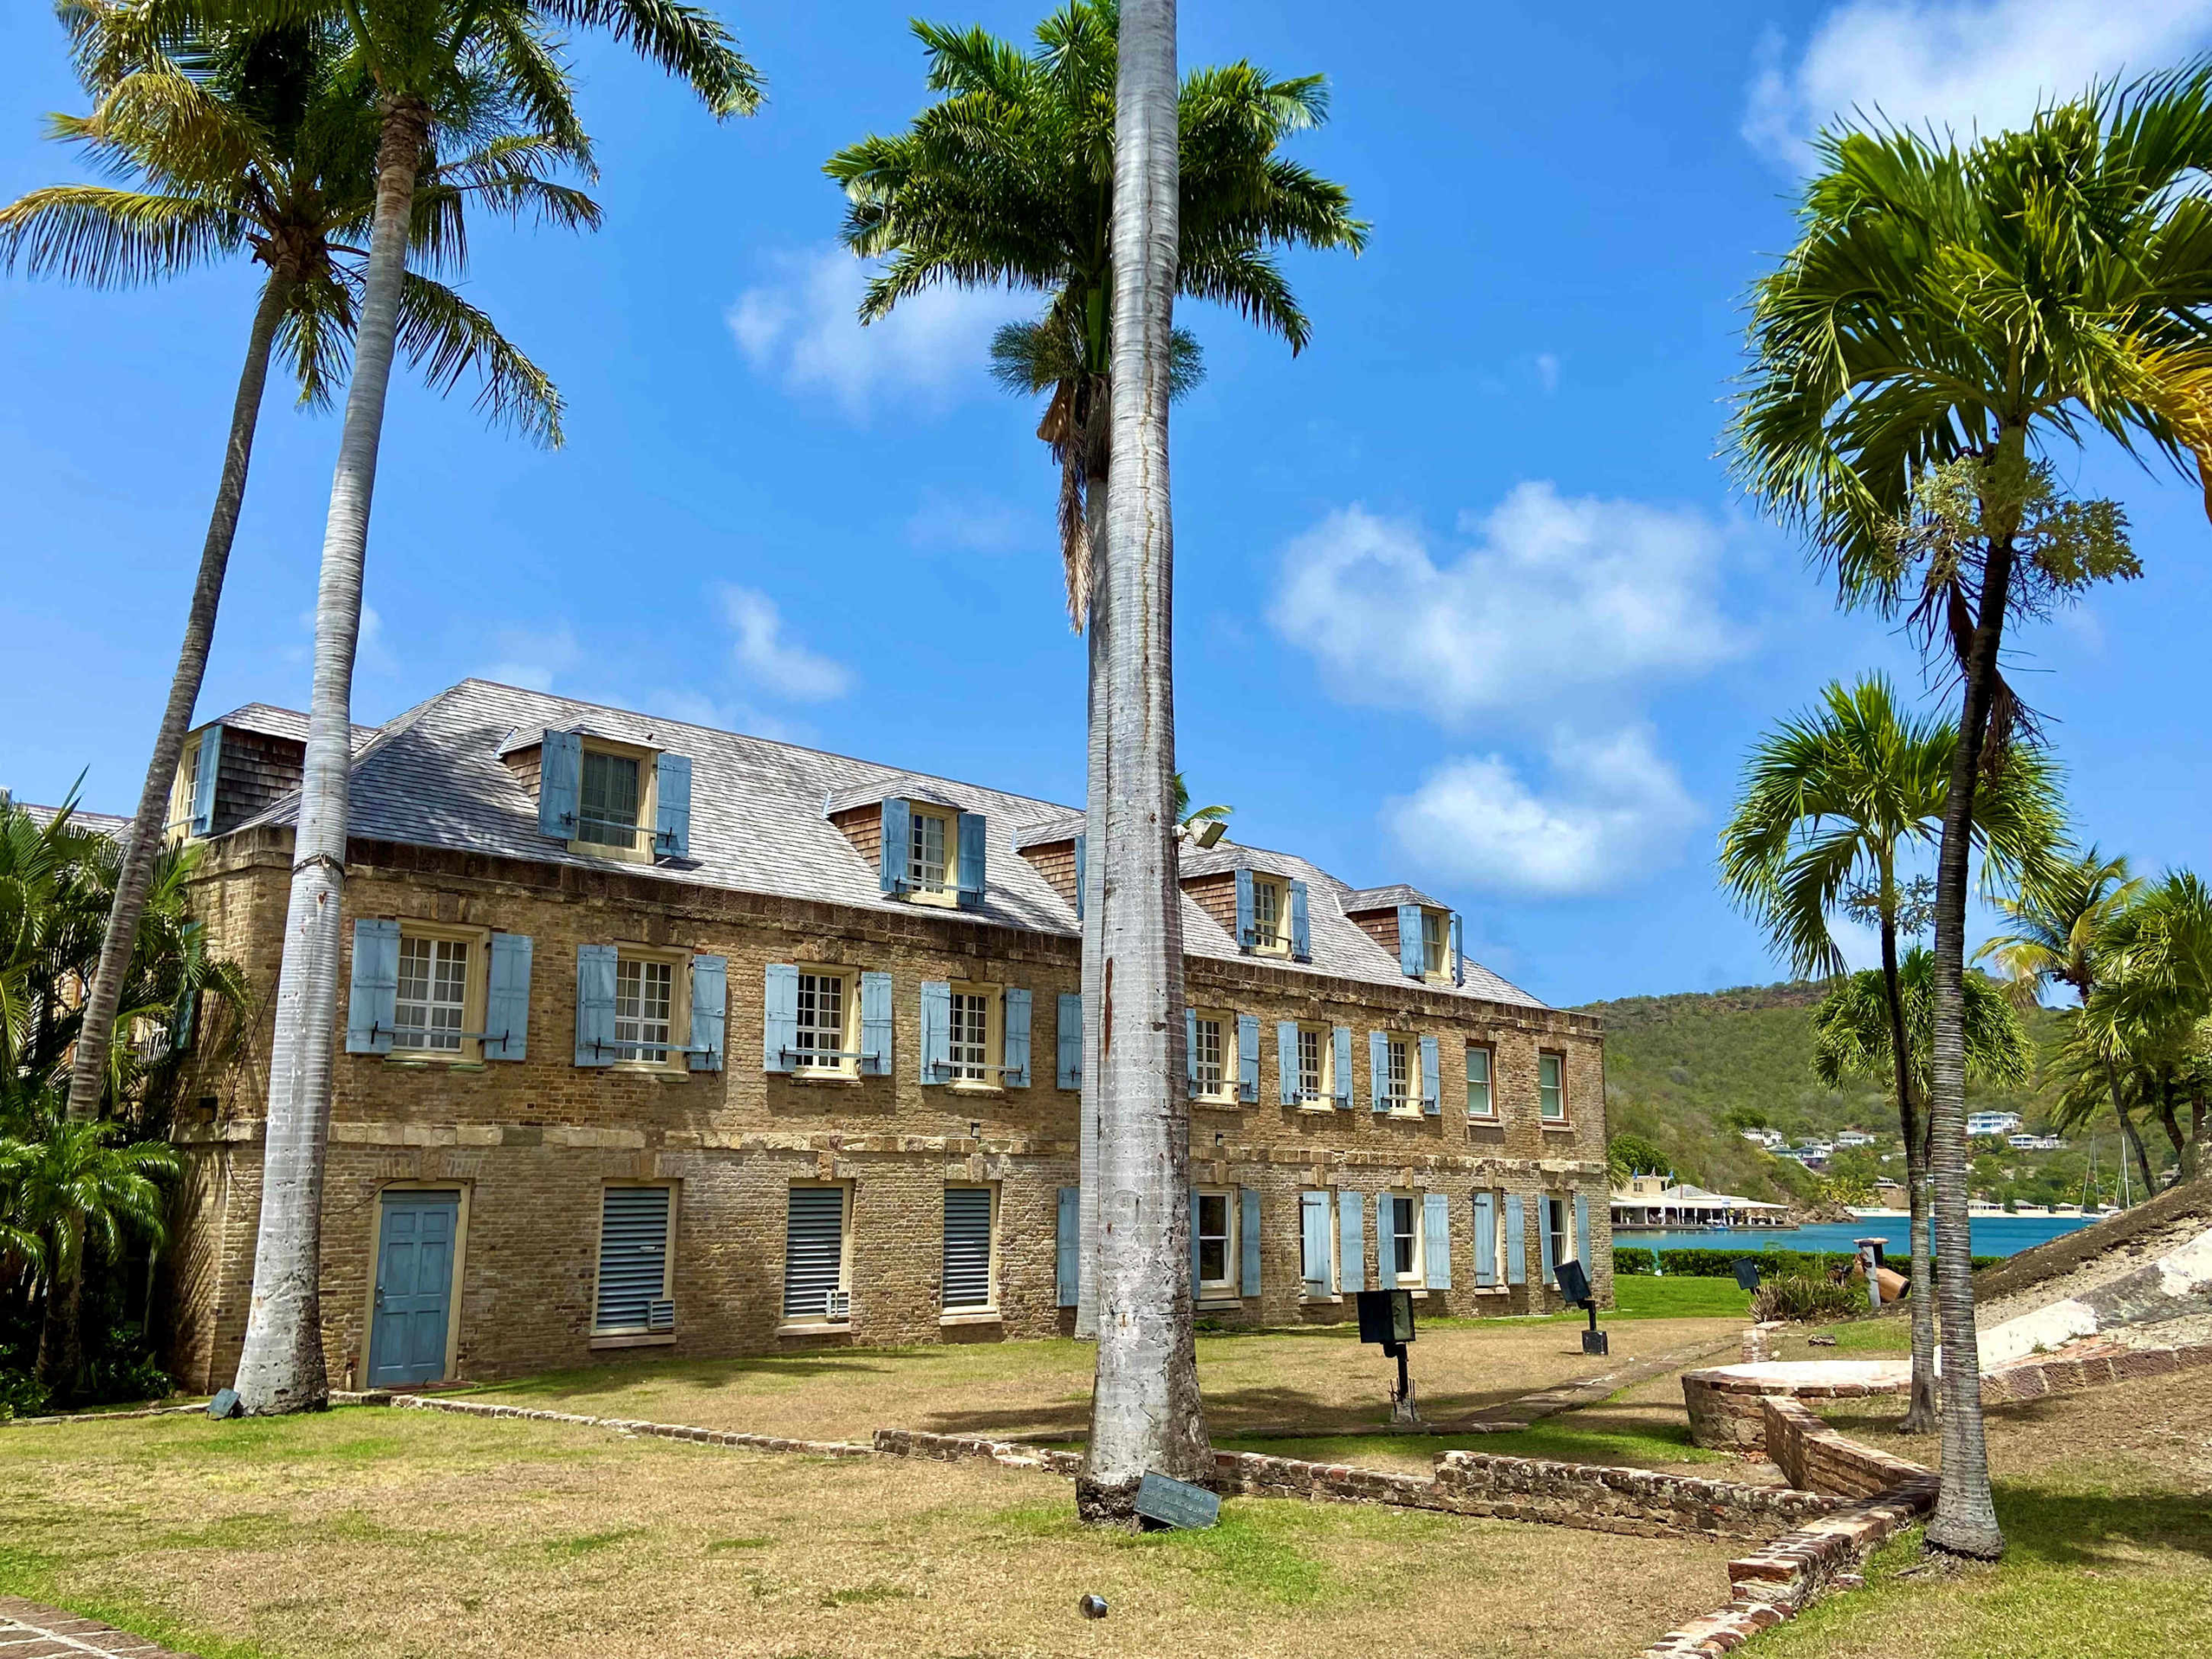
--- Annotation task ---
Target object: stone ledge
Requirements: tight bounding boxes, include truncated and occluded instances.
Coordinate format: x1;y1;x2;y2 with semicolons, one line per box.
1980;1338;2212;1405
332;1390;873;1458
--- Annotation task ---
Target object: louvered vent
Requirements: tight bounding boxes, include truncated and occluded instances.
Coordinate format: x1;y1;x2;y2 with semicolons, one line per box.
594;1187;671;1333
783;1187;848;1319
942;1188;993;1311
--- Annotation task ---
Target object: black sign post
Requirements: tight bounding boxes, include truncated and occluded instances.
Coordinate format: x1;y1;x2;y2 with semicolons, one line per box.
1356;1288;1419;1423
1553;1259;1606;1356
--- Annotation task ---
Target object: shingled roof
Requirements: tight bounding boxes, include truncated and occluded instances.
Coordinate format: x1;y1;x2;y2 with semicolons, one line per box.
230;678;1546;1010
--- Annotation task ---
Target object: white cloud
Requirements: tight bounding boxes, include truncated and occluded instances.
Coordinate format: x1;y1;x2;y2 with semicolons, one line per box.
1535;352;1560;394
1384;728;1700;899
728;246;1033;419
484;622;580;692
1269;485;1745;727
1745;0;2212;165
717;584;852;702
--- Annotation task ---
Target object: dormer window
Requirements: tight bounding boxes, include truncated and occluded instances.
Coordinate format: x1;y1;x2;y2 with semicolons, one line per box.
534;728;692;864
580;747;644;850
864;796;985;910
1421;909;1449;977
1229;868;1308;961
908;804;950;897
1346;892;1463;985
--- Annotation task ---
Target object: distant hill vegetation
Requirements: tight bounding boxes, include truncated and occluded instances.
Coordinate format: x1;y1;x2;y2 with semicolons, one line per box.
1580;978;2064;1205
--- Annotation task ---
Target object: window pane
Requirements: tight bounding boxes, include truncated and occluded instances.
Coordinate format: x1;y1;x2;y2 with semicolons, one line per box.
1198;1193;1230;1286
1253;880;1278;945
615;958;673;1058
395;936;468;1052
911;812;947;892
1422;911;1446;974
1467;1046;1493;1116
1539;1053;1565;1119
796;972;845;1068
1388;1038;1409;1104
950;991;988;1080
1393;1196;1416;1276
1298;1027;1322;1101
1195;1017;1223;1094
579;752;641;848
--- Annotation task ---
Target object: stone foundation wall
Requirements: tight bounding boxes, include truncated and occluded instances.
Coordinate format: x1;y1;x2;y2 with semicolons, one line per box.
1980;1338;2212;1405
1682;1362;1910;1451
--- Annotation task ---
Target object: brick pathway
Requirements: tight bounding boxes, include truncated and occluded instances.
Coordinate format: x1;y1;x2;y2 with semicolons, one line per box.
0;1599;196;1659
1462;1331;1743;1431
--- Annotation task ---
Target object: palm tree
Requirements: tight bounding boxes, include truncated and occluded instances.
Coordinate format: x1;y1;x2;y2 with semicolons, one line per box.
1728;73;2212;1558
829;0;1362;1348
1718;675;2061;1432
2085;872;2212;1184
4;2;584;1132
1074;0;1207;1525
1169;772;1229;835
1979;849;2156;1192
223;0;756;1416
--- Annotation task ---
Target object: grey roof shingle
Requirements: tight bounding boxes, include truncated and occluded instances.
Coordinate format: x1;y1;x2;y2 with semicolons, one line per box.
207;702;379;748
232;678;1548;1011
16;801;131;838
1342;882;1450;913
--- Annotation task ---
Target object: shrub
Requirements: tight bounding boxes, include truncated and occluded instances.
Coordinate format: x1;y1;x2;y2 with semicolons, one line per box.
1751;1274;1868;1323
1610;1246;2002;1278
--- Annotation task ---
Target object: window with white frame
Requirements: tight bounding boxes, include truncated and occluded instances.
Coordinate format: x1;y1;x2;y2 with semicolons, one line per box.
793;969;851;1072
1386;1033;1414;1110
1195;1189;1237;1295
1250;875;1286;952
1421;909;1449;976
1539;1051;1567;1123
948;986;991;1082
909;807;951;897
396;935;471;1053
942;1185;995;1312
1296;1024;1328;1105
1546;1194;1574;1269
783;1185;850;1322
1387;1192;1424;1285
1466;1044;1496;1118
1192;1012;1227;1098
615;956;675;1062
579;747;645;850
164;741;200;842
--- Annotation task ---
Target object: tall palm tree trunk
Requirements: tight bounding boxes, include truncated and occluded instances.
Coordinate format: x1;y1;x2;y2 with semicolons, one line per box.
1079;0;1210;1522
63;275;294;1126
1926;527;2018;1559
233;103;427;1415
1076;468;1109;1342
1878;912;1938;1433
35;1230;83;1402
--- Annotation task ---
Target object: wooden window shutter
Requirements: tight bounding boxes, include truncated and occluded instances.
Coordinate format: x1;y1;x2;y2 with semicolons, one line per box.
1055;993;1082;1090
1001;986;1032;1087
687;955;726;1072
943;1188;994;1311
1473;1190;1498;1287
485;931;532;1061
1574;1192;1592;1268
763;963;798;1073
1234;868;1255;949
1504;1195;1527;1286
879;798;910;894
1236;1013;1260;1102
1451;912;1465;987
782;1187;846;1319
1423;1192;1452;1290
1275;1021;1298;1106
1338;1191;1364;1294
653;753;692;857
343;918;400;1055
1420;1034;1441;1115
1371;1192;1391;1283
1073;832;1086;921
539;729;582;839
1288;880;1310;961
574;944;617;1066
1397;903;1423;977
189;725;221;837
1055;1186;1080;1306
1185;1006;1199;1097
859;971;893;1076
1368;1030;1388;1111
918;980;950;1084
955;810;987;910
1539;1195;1557;1287
1331;1025;1353;1109
594;1186;671;1333
1300;1191;1331;1296
1239;1187;1262;1296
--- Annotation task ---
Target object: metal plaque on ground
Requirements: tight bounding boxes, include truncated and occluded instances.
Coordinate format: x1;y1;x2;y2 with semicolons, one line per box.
1134;1471;1221;1530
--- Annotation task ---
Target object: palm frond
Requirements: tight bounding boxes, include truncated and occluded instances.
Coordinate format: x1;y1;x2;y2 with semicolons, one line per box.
396;270;565;447
0;184;243;285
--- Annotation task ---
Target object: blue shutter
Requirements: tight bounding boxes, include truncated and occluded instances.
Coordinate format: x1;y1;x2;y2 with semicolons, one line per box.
1073;832;1086;921
575;944;616;1066
1424;1192;1452;1290
485;931;531;1060
1539;1195;1557;1287
1237;1013;1260;1102
1474;1191;1498;1287
1398;903;1423;977
1421;1034;1441;1116
189;725;221;836
1451;912;1465;987
880;798;910;894
1056;1186;1080;1306
653;753;692;857
1338;1191;1364;1293
539;729;581;839
1056;992;1082;1090
1300;1191;1331;1296
919;980;950;1084
763;963;798;1073
1373;1192;1392;1285
1575;1191;1592;1272
1328;1025;1351;1109
1276;1021;1299;1106
860;971;893;1076
1239;1187;1262;1296
1002;986;1032;1086
1185;1006;1198;1098
1505;1195;1527;1287
344;918;399;1054
688;955;726;1071
1369;1030;1389;1111
1288;880;1310;962
956;810;987;910
1234;868;1255;949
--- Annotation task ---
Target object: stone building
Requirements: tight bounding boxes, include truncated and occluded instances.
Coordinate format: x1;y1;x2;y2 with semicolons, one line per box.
165;679;1610;1392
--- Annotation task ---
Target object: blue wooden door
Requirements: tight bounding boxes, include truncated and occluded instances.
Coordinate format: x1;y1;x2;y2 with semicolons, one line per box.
368;1191;460;1387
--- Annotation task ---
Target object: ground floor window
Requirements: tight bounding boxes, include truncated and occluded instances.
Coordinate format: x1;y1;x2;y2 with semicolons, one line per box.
1299;1190;1335;1297
942;1185;996;1312
594;1185;674;1336
1546;1194;1574;1272
1195;1188;1237;1296
783;1185;850;1322
1387;1192;1424;1285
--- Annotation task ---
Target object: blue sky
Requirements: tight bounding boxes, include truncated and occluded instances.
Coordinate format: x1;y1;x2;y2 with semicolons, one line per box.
5;0;2210;1008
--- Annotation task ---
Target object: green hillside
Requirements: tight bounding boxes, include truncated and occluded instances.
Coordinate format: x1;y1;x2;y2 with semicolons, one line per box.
1581;979;2070;1206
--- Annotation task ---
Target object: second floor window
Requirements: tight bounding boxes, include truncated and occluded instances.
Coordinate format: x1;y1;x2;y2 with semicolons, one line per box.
949;988;989;1081
580;750;642;849
910;809;949;895
1386;1036;1411;1109
1421;909;1448;976
1252;877;1281;950
396;936;469;1052
1540;1052;1567;1122
794;972;845;1070
1193;1014;1225;1097
1297;1026;1324;1103
1467;1045;1495;1117
616;957;674;1060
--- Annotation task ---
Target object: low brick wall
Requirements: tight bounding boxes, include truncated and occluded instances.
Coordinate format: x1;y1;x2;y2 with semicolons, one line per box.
872;1427;1082;1475
1760;1396;1929;1499
1682;1362;1911;1450
1980;1338;2212;1405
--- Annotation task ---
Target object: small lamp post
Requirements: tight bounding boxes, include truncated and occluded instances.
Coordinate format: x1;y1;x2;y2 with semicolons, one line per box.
1554;1259;1605;1355
1356;1287;1420;1423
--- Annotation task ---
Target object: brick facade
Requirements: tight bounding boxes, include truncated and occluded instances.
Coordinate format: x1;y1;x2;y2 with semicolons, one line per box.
168;822;1610;1394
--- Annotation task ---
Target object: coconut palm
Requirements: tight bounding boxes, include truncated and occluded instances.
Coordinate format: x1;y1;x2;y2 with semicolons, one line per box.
5;2;587;1132
1718;675;2062;1432
1728;72;2212;1557
2084;872;2212;1183
1169;772;1229;834
1813;950;2035;1141
219;0;755;1417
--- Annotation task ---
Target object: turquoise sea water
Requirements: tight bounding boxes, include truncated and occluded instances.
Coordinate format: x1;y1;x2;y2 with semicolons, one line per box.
1622;1213;2099;1259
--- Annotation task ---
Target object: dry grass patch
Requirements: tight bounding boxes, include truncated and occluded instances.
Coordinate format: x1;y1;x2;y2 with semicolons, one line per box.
0;1408;1736;1659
